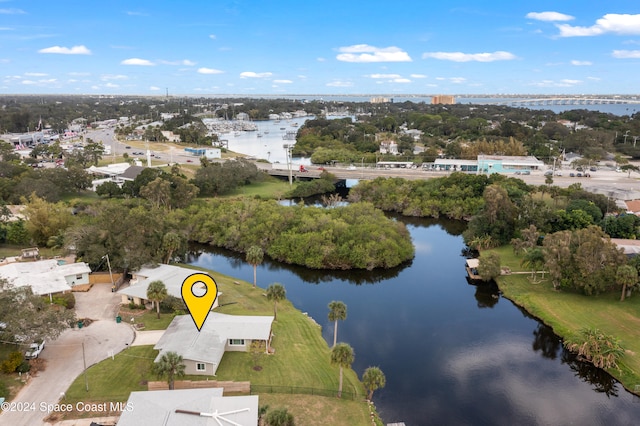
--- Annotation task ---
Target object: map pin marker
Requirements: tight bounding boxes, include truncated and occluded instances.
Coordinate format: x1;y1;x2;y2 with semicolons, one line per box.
181;273;219;331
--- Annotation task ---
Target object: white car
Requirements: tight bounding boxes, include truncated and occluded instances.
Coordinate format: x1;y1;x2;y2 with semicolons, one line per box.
25;340;45;360
555;171;562;176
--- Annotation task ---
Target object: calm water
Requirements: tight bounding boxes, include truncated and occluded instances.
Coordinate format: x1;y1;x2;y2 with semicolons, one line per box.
188;218;640;425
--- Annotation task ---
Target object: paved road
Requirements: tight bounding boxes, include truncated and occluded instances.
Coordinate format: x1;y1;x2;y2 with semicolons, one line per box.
0;285;134;426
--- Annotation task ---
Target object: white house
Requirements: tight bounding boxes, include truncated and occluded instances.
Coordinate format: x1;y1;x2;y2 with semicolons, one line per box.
117;388;258;426
154;313;274;376
0;259;91;296
118;264;220;308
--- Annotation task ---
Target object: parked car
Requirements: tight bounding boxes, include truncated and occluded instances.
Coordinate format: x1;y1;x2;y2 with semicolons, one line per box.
544;170;553;176
25;340;45;360
570;172;576;177
555;171;562;176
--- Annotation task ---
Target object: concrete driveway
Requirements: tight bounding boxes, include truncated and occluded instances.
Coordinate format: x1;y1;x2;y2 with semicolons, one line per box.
0;284;134;426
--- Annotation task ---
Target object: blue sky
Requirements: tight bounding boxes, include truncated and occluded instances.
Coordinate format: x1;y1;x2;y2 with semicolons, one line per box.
1;0;640;95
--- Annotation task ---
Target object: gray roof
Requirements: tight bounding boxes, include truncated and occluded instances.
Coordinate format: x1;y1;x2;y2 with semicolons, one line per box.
120;165;146;181
154;313;274;368
117;389;258;426
118;264;216;302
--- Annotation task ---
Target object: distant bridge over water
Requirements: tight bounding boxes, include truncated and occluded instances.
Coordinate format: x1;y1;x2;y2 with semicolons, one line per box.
487;97;640;107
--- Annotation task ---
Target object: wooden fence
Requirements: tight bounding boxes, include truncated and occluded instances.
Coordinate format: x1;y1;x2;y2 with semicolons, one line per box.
147;380;250;394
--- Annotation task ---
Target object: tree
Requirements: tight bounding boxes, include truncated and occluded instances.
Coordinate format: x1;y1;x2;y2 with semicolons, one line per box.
249;340;266;371
362;366;386;401
153;351;185;390
265;407;295;426
616;264;638;302
477;252;501;282
266;283;286;321
521;248;546;282
147;280;168;319
328;301;347;348
564;328;624;370
0;279;75;344
161;231;185;264
246;245;264;288
331;342;355;398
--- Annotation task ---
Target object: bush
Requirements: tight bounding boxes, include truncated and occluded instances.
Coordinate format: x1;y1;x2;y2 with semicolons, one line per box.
51;292;76;309
16;361;31;373
159;295;187;314
1;351;24;374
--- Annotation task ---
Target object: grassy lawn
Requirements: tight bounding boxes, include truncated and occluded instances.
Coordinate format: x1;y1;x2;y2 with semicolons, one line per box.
116;309;175;331
58;268;372;424
489;245;640;392
222;176;292;200
0;343;27;401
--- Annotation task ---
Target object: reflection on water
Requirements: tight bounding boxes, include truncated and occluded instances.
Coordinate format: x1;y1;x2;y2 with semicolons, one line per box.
188;218;640;425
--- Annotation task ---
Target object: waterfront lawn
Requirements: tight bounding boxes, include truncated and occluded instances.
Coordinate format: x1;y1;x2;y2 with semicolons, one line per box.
59;270;370;423
116;309;175;331
221;176;292;200
490;245;640;391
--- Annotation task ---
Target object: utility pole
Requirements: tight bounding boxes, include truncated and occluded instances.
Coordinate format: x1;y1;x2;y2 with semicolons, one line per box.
82;341;89;392
103;254;115;291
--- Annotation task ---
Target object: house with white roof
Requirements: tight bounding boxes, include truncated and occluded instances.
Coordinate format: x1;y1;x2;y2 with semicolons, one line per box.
154;313;274;376
0;259;91;296
117;388;258;426
118;264;220;309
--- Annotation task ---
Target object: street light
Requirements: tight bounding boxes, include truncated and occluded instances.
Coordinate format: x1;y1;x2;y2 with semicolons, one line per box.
283;144;293;186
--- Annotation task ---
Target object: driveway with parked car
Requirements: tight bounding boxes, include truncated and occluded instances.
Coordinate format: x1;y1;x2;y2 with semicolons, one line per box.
0;284;134;426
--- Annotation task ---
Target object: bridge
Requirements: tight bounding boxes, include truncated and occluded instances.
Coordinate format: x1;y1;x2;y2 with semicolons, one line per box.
487;97;640;107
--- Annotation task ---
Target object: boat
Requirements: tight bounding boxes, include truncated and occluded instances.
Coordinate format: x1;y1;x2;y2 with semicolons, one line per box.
465;258;482;280
257;133;263;138
280;127;286;131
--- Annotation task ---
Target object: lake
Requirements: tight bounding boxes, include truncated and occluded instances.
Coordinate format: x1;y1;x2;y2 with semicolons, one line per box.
187;217;640;425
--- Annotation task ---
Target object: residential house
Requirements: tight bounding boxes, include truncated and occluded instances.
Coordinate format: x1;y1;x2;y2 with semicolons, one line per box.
117;388;258;426
118;264;220;308
154;313;274;376
0;259;91;296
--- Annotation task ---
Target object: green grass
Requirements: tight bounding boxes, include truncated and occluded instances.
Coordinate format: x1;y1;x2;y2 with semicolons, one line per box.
60;268;371;424
116;309;175;331
220;176;293;200
0;245;63;259
489;245;640;392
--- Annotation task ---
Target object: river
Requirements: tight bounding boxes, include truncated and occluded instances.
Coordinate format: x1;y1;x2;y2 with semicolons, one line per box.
187;217;640;425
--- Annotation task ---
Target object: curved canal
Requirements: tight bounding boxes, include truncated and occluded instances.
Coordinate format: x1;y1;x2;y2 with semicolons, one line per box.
188;217;640;425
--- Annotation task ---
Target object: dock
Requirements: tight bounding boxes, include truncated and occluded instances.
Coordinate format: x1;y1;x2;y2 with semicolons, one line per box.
466;258;482;280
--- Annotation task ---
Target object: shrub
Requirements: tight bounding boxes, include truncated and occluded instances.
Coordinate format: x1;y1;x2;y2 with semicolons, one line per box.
16;361;31;374
1;351;24;374
51;292;76;309
159;295;187;314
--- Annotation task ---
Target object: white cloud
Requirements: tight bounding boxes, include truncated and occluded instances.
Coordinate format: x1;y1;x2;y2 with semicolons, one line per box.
0;8;26;15
571;60;592;66
557;14;640;37
197;67;224;74
317;57;326;62
336;44;412;63
149;86;161;91
159;59;196;66
209;34;216;40
393;78;411;83
526;11;574;22
530;79;582;87
612;50;640;59
101;74;128;81
121;58;155;66
240;71;273;78
105;83;119;88
24;72;48;77
410;74;427;78
68;72;91;76
273;79;292;84
126;11;148;17
423;51;516;62
39;45;91;55
450;77;467;84
326;80;353;87
369;73;402;79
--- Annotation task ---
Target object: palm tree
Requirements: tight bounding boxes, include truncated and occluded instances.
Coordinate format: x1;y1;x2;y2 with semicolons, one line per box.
520;248;545;282
161;231;184;264
616;264;638;302
266;283;286;321
328;301;347;348
362;366;386;401
246;246;264;288
330;342;354;398
153;351;185;390
147;280;168;319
